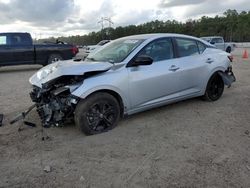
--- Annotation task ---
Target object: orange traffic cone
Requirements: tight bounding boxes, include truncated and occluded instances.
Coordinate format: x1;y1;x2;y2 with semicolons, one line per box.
242;49;249;59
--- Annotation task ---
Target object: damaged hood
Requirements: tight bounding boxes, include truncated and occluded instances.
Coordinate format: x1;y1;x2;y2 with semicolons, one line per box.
29;60;113;87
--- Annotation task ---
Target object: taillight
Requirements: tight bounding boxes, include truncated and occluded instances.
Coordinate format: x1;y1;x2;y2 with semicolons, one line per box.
228;55;233;62
72;46;79;55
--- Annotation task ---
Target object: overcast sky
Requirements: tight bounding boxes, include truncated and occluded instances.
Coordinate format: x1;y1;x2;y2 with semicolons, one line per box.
0;0;249;38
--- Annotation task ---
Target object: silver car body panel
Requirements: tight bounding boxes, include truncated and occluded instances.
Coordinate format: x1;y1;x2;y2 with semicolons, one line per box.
30;33;232;116
29;60;113;88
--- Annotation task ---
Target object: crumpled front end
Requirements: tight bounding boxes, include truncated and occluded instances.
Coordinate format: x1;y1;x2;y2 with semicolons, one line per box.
29;60;112;127
30;84;79;127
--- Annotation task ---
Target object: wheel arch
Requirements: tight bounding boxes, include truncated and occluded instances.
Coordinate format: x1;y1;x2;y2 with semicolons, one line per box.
78;88;127;118
202;67;226;94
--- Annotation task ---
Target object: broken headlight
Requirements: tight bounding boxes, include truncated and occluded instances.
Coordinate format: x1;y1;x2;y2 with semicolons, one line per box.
30;75;84;127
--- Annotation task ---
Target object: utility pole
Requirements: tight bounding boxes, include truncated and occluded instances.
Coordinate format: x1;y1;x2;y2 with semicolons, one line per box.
98;17;105;31
98;17;105;40
103;17;114;28
98;17;114;39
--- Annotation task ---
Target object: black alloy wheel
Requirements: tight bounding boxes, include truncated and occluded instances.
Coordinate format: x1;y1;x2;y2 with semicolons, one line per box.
75;92;120;135
203;73;224;101
86;102;116;132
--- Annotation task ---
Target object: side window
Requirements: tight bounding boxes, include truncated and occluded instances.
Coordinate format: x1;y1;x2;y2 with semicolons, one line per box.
216;38;223;43
0;35;7;45
10;35;22;45
210;38;216;43
176;38;199;57
20;34;32;45
212;38;223;43
138;38;174;62
197;41;206;54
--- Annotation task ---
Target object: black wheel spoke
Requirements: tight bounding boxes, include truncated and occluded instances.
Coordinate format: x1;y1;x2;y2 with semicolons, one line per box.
76;92;120;135
205;74;224;101
87;117;100;129
103;108;115;116
86;101;117;131
103;116;112;126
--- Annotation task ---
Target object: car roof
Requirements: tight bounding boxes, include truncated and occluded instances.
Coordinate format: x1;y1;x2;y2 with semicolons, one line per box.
123;33;197;40
201;36;222;38
119;33;212;46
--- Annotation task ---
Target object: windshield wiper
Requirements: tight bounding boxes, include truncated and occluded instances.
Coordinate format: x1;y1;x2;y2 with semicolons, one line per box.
86;57;115;64
108;59;115;64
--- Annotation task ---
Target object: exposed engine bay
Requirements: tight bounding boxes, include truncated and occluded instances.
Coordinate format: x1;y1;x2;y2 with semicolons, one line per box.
30;76;82;127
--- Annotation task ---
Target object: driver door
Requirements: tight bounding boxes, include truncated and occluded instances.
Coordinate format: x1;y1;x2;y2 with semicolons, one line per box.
127;38;184;111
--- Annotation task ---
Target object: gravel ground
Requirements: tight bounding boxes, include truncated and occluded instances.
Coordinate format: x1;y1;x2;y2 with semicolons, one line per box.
0;48;250;188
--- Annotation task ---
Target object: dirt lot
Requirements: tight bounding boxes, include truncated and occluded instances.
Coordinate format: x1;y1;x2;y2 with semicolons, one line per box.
0;49;250;188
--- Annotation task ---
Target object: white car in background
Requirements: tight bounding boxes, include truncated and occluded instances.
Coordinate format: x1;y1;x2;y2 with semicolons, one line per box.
200;36;236;53
85;40;111;55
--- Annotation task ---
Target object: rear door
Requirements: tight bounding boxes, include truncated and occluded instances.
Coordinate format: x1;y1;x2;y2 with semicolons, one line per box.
172;37;209;96
8;33;34;65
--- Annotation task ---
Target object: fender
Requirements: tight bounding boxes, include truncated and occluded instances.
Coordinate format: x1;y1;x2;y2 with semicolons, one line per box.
202;66;226;93
204;66;235;91
72;85;130;114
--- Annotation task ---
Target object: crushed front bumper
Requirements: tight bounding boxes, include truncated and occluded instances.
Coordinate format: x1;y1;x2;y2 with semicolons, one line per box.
30;86;78;127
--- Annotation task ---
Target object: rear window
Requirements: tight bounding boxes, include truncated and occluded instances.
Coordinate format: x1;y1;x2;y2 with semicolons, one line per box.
9;34;31;45
176;38;199;57
211;38;223;43
0;36;7;45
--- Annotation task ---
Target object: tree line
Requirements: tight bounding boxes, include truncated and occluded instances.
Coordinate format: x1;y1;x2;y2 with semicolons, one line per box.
38;9;250;45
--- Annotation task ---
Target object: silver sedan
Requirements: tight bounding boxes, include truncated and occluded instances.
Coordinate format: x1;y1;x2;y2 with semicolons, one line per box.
29;33;236;135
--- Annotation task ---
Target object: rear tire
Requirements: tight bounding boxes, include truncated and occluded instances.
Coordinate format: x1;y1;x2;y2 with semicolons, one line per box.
203;73;224;101
47;54;63;64
74;92;120;135
226;47;231;53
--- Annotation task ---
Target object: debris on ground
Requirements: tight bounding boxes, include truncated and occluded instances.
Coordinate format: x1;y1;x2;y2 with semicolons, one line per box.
80;176;85;182
245;130;249;135
9;104;36;125
43;165;52;173
246;166;250;171
0;114;3;127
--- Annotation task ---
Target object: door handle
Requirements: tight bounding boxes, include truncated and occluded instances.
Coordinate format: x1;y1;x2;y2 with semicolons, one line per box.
169;65;180;71
206;58;214;64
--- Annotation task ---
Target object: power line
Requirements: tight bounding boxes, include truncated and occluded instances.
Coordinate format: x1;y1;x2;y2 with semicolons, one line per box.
98;17;114;29
98;17;114;39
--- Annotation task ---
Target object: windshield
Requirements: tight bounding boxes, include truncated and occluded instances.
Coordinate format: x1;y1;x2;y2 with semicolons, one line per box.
87;38;144;63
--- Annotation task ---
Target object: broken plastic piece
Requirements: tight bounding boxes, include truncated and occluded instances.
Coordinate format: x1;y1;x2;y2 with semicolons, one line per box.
10;104;36;124
218;71;236;88
23;121;36;127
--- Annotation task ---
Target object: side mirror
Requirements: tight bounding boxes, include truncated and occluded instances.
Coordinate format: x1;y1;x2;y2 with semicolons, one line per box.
131;55;153;66
210;41;215;45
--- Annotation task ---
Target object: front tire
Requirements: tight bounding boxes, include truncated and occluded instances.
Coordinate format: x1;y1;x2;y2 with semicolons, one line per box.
74;92;120;135
203;73;224;101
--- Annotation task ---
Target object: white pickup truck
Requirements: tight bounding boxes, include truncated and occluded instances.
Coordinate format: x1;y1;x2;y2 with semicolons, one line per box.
200;36;236;53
